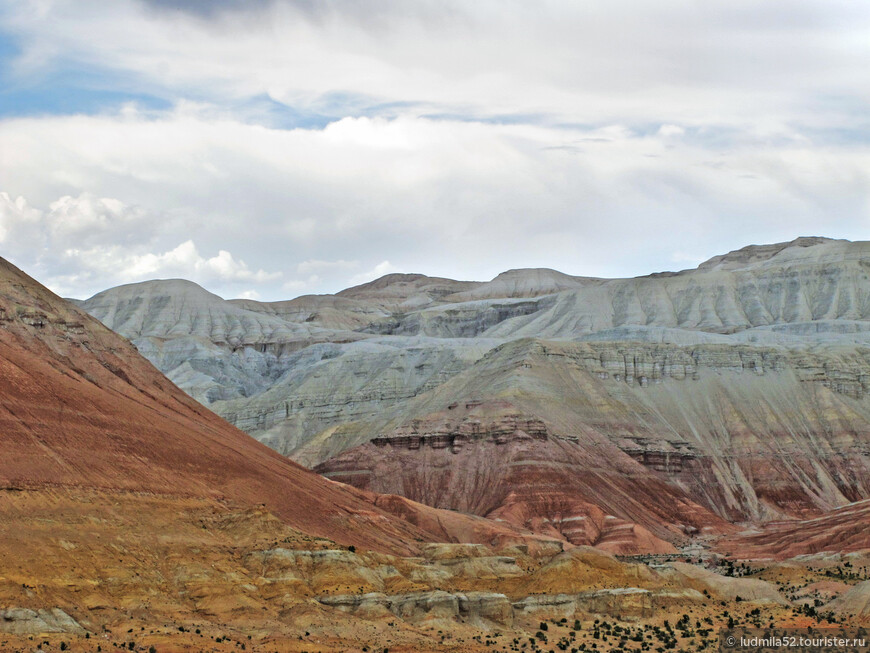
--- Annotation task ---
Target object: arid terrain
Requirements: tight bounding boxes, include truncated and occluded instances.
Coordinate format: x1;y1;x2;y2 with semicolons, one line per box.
3;0;868;648
2;241;870;651
78;237;870;552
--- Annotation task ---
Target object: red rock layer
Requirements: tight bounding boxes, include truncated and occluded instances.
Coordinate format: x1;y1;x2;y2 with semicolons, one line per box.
316;401;732;554
718;499;870;560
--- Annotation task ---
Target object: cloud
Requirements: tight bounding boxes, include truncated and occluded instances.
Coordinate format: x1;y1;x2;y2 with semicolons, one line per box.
115;240;281;283
0;191;282;297
2;108;868;300
4;0;869;131
0;1;868;300
0;193;41;243
0;192;139;256
658;125;685;138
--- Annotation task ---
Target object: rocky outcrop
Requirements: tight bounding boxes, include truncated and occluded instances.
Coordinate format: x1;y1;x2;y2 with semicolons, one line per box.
317;585;708;626
361;296;556;338
696;237;844;272
514;588;707;621
319;340;870;528
350;239;870;340
316;335;870;533
387;591;488;624
0;608;84;635
214;336;494;459
250;543;726;629
510;587;708;621
77;279;368;404
316;400;725;552
317;586;704;626
511;594;578;620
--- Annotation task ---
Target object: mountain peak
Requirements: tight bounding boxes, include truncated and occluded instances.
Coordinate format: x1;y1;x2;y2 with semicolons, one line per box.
84;277;223;302
336;272;477;305
696;236;848;272
447;267;591;301
79;276;300;342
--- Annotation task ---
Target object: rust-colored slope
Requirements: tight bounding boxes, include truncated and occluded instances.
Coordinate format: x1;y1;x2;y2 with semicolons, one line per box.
718;499;870;559
316;401;731;554
0;256;451;555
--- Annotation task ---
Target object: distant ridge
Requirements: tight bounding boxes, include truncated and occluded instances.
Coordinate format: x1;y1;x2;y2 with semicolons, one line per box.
696;236;846;271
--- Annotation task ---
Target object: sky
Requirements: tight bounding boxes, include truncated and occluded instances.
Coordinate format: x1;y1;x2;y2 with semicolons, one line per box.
0;1;869;301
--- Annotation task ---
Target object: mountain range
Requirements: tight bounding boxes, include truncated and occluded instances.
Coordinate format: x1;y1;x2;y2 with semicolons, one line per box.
72;236;870;554
2;240;870;649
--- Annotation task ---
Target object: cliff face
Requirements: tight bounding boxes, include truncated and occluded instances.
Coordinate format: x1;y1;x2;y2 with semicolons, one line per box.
77;238;870;461
315;400;727;554
314;340;870;536
296;283;870;539
75;278;371;405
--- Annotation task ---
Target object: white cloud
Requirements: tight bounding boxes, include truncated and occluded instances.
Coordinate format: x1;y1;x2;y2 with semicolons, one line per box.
116;240;280;283
0;193;41;243
0;190;282;297
4;0;870;130
1;109;868;299
0;1;868;299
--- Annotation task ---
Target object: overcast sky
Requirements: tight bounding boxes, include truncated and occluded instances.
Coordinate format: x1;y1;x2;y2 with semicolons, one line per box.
1;0;869;300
